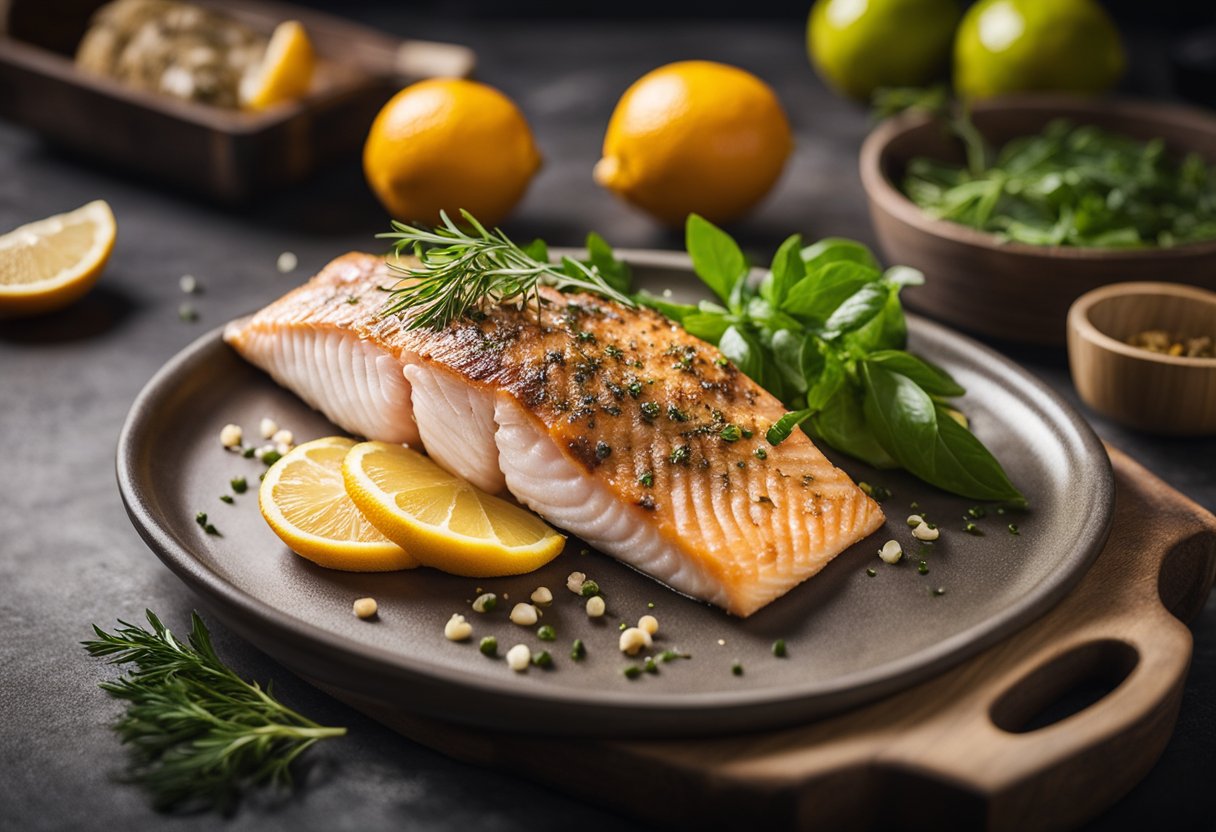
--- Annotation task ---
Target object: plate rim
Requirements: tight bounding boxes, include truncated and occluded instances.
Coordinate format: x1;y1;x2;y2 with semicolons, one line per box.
116;249;1115;735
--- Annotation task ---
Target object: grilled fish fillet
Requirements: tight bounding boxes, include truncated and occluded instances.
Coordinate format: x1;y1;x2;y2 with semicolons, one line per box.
224;252;884;616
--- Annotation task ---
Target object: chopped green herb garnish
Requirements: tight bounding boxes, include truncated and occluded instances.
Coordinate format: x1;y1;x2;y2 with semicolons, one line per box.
627;381;642;398
623;665;642;679
571;639;586;661
479;636;498;657
640;401;661;420
715;355;729;367
638;472;654;488
917;560;929;575
230;477;248;494
595;441;612;460
667;404;690;422
646;602;655;609
753;447;767;460
242;447;256;459
866;567;877;577
579;580;600;597
720;423;742;442
194;512;219;536
731;662;743;676
1008;523;1019;535
261;450;282;466
537;625;556;641
858;482;892;501
963;522;983;536
771;639;787;658
618;622;627;631
178;303;198;322
669;444;691;465
219;495;234;504
531;650;553;668
967;506;986;519
345;295;359;305
643;657;659;674
656;649;690;663
472;593;497;613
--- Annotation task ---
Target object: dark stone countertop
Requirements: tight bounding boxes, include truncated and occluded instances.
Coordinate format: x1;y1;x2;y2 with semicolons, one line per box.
1;16;1212;832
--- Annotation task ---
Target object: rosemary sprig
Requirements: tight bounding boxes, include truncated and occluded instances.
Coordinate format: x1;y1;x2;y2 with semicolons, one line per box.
377;209;634;329
84;610;346;814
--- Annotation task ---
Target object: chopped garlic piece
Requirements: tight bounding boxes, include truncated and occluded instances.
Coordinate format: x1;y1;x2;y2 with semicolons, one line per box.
506;643;531;672
444;613;472;641
619;627;652;656
259;417;279;439
353;597;378;619
906;514;924;527
509;603;539;626
566;571;586;594
912;522;940;542
530;586;553;606
585;595;606;618
271;429;294;447
637;614;659;636
879;539;903;564
220;423;242;448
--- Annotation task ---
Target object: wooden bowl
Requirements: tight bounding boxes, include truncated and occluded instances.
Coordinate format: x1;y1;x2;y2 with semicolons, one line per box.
860;96;1216;346
1068;282;1216;435
0;0;475;201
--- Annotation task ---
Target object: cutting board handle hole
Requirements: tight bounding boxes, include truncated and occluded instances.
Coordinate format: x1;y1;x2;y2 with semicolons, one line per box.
989;640;1139;734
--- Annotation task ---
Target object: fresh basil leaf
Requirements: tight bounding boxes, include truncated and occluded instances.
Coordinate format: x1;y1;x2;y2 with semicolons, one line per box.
809;387;899;469
861;363;1023;503
682;312;731;343
522;238;550;262
586;232;632;294
800;238;880;272
883;265;924;287
821;282;889;339
805;351;845;411
686;214;748;305
635;291;697;324
767;408;813;445
771;329;808;394
698;300;729;315
866;350;965;398
842;288;906;352
800;334;825;382
761;234;804;307
781;261;882;323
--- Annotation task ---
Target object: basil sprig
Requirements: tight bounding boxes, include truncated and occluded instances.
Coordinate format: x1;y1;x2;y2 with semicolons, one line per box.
639;215;1024;506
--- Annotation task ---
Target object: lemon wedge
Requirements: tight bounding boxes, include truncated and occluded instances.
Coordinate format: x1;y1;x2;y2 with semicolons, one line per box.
241;20;315;110
0;200;115;317
260;437;417;572
342;441;566;577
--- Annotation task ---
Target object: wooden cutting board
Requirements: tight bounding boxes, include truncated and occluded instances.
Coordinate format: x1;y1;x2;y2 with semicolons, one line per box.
317;446;1216;832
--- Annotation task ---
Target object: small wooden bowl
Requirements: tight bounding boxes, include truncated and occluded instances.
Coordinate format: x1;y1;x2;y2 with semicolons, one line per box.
1068;282;1216;435
860;96;1216;346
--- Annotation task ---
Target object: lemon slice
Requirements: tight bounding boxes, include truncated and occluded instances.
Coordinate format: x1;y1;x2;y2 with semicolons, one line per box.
0;200;115;317
241;20;315;110
260;436;417;571
342;441;566;577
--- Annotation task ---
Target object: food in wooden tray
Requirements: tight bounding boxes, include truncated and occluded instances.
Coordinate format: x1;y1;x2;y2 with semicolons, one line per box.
75;0;314;110
1126;329;1214;358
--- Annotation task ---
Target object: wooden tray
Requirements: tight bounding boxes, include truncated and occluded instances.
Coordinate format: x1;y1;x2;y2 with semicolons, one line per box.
317;447;1216;831
0;0;475;201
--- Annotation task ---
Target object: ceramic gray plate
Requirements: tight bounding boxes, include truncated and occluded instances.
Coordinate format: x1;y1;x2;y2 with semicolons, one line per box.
116;250;1113;738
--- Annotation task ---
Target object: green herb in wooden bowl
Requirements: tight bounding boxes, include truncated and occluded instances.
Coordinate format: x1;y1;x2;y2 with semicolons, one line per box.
902;118;1216;248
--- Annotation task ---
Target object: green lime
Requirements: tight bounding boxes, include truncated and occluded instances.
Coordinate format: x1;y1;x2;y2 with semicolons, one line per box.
808;0;961;101
954;0;1124;99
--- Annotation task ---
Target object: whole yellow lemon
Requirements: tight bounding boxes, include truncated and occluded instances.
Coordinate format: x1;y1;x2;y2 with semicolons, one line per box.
954;0;1124;100
808;0;961;101
363;79;541;227
594;61;792;226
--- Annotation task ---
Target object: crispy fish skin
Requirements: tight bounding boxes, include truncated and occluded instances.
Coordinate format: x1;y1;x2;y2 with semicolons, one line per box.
225;252;884;616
